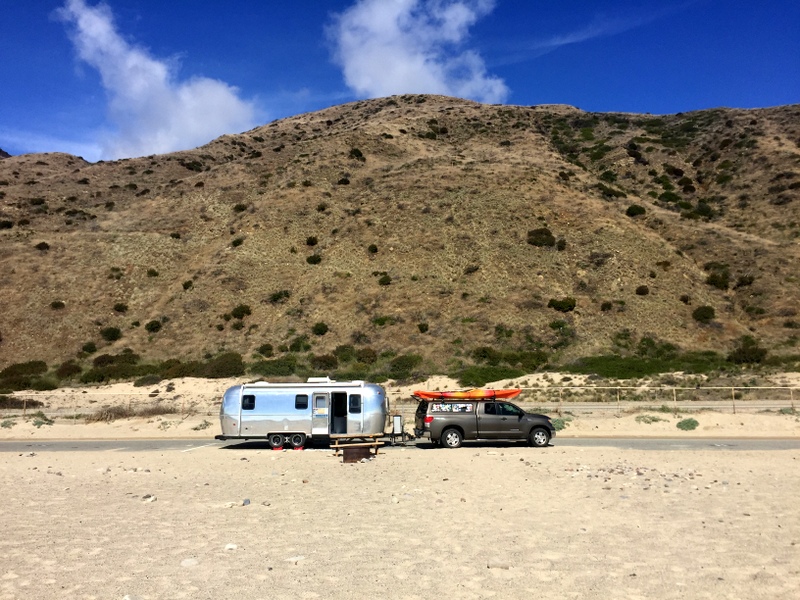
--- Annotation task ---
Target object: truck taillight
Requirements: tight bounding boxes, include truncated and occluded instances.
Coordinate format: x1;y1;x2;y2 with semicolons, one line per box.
424;416;434;423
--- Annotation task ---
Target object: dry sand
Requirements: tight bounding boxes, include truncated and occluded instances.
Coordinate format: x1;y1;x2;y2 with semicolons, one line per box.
1;442;798;599
1;376;799;599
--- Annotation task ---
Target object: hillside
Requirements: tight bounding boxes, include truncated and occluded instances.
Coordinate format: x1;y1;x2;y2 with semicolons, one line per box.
1;95;799;385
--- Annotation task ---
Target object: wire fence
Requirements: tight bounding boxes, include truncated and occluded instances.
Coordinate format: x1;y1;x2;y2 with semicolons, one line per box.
386;385;799;423
2;385;798;423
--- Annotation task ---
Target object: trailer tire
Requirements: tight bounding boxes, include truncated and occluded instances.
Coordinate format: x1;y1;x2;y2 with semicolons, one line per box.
441;428;463;449
288;433;306;448
268;433;285;449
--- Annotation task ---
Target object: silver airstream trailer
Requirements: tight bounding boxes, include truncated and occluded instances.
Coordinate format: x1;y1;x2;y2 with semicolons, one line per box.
215;377;387;447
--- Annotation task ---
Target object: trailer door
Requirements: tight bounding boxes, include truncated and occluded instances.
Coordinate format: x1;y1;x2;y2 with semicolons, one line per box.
311;393;329;436
347;393;364;434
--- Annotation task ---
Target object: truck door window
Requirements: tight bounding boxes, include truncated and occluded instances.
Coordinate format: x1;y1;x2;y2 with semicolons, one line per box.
242;395;255;411
348;394;362;414
484;403;497;415
498;403;522;416
295;394;309;410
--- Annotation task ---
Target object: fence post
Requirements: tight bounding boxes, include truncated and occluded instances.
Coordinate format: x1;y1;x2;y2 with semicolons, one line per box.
23;396;27;417
558;388;563;417
791;388;795;411
672;388;677;414
616;388;620;416
731;387;736;415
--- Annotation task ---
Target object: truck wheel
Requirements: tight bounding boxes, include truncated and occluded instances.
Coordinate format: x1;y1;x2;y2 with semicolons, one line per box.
268;433;285;449
441;428;463;449
529;428;550;448
288;433;306;448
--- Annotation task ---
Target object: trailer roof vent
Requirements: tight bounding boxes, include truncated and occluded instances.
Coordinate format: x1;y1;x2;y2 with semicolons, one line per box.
307;376;335;384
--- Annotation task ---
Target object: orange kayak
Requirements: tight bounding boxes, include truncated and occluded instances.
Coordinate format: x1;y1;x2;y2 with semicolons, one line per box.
413;388;521;400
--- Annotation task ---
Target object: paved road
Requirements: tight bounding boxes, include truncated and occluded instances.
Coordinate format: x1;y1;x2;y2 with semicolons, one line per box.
1;437;798;453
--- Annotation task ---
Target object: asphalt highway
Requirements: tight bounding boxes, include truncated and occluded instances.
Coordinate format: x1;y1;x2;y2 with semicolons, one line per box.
1;437;798;453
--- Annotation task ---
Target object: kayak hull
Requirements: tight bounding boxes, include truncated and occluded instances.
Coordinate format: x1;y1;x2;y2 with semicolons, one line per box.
413;388;521;400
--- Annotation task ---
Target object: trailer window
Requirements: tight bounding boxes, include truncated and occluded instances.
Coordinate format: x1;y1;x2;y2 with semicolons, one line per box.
348;394;362;414
242;395;255;411
295;394;309;410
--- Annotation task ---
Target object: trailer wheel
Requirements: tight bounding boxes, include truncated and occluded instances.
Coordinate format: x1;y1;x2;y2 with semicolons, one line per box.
441;428;463;449
529;427;550;448
288;433;306;448
268;433;285;449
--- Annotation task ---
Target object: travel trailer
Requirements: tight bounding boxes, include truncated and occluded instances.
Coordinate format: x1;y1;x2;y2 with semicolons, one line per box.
216;378;387;447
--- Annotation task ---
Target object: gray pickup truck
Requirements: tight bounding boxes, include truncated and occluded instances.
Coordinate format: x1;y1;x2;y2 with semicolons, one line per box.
414;399;556;448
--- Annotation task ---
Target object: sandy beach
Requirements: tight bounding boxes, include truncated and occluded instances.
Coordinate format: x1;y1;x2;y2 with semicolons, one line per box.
1;375;799;599
1;441;798;599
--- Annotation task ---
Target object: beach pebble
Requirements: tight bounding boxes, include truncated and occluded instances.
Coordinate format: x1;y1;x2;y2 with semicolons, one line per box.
242;498;251;506
225;544;238;551
141;494;157;503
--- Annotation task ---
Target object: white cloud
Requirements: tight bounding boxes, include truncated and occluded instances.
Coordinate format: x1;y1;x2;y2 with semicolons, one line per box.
328;0;508;104
57;0;258;160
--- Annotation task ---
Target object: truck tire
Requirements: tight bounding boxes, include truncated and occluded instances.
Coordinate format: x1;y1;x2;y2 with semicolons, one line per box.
268;433;285;449
529;427;550;448
441;428;463;449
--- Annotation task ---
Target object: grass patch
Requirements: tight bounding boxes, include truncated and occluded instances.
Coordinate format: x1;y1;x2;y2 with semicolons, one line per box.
563;351;724;379
551;416;573;431
635;414;667;424
192;419;212;431
1;419;16;429
676;418;699;431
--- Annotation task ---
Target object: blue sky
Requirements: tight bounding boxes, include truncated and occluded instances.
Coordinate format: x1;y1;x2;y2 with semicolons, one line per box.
1;0;798;161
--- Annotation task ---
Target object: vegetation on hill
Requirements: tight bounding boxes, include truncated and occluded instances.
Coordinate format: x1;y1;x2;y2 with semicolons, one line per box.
0;95;798;386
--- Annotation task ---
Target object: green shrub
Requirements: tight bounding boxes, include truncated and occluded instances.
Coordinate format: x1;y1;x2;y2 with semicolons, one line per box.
250;356;298;377
676;418;699;431
311;354;338;371
289;335;311;352
100;326;122;342
182;280;193;290
50;300;66;310
233;203;247;213
231;304;252;320
146;268;159;277
548;297;576;312
200;352;245;378
600;301;613;312
378;274;392;286
527;227;555;247
306;236;318;246
388;354;423;380
418;323;429;333
551;417;573;431
257;343;274;357
269;290;291;304
133;374;162;387
635;285;650;296
82;341;97;354
113;303;128;313
333;344;357;362
455;365;525;387
626;204;646;217
368;244;378;254
145;320;162;333
312;322;329;336
727;336;767;364
692;305;715;324
349;148;365;161
1;361;48;379
355;347;378;364
636;414;667;424
35;241;50;251
56;360;82;379
306;254;322;265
